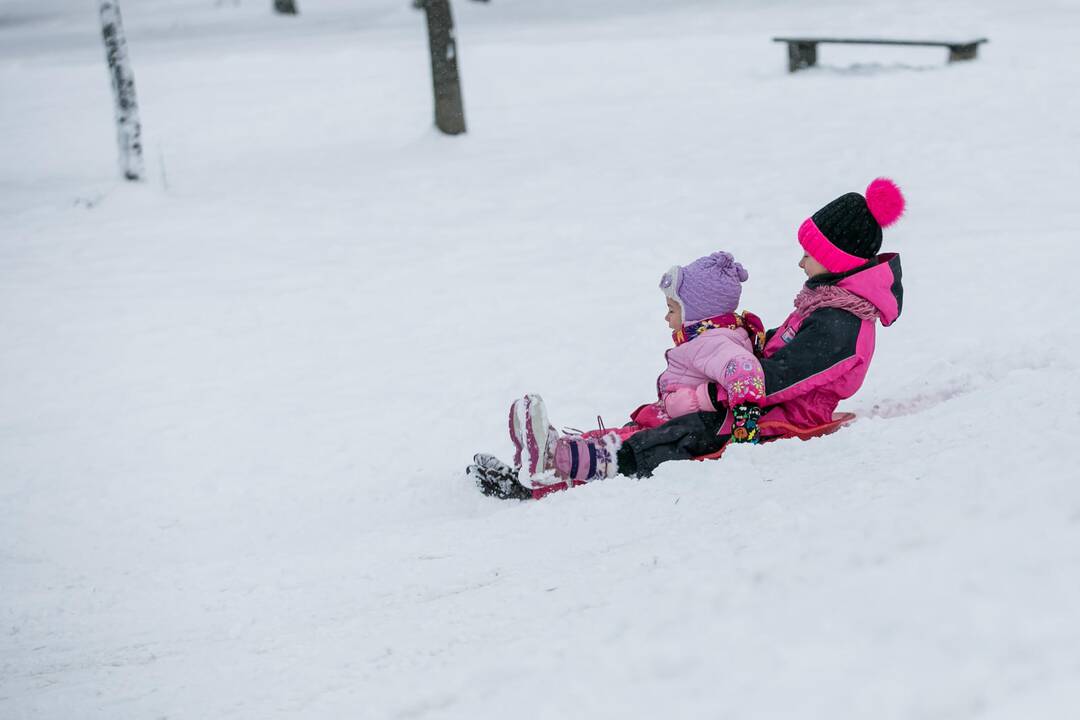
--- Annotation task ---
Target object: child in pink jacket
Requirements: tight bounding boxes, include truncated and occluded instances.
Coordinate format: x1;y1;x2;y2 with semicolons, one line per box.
504;251;766;489
640;251;766;438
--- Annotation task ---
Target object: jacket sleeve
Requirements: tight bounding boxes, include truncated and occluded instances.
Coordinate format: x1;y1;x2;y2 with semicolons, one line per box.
688;336;766;406
761;307;863;405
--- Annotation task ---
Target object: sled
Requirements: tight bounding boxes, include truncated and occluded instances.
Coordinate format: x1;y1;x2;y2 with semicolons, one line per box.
693;411;857;461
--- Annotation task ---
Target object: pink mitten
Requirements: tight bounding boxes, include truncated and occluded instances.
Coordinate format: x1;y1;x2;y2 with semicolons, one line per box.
662;387;700;417
664;385;720;418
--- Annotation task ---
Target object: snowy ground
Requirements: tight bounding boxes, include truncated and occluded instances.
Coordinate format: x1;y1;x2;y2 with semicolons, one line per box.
3;0;1080;717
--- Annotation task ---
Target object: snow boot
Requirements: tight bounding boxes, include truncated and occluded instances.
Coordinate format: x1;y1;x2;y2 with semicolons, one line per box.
468;453;532;501
524;433;623;499
552;433;622;485
508;394;558;479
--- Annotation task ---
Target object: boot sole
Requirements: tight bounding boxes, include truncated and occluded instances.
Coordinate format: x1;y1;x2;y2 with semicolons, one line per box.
508;398;526;470
509;394;552;484
523;394;551;478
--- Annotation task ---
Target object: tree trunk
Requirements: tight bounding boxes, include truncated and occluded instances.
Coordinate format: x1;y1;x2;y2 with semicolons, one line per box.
99;0;143;181
273;0;298;15
420;0;466;135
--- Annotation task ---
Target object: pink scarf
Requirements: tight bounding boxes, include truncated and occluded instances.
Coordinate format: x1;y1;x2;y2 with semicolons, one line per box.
794;285;878;321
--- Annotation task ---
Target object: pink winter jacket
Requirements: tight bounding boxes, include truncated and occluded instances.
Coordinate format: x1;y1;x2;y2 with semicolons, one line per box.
755;253;903;435
657;327;765;418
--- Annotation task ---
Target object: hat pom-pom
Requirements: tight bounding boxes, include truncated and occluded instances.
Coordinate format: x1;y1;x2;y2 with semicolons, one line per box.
710;251;749;282
711;251;734;268
865;177;905;228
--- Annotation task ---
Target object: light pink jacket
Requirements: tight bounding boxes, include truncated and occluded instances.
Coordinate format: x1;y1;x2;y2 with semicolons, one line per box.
657;328;765;417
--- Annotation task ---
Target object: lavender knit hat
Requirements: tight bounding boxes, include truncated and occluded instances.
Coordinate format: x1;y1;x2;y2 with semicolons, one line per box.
659;251;749;323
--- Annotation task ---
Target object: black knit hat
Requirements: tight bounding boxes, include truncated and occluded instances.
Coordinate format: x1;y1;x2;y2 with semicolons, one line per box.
798;178;906;274
812;192;883;260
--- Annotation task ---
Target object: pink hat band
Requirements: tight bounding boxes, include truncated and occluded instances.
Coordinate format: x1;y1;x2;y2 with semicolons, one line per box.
798;218;870;274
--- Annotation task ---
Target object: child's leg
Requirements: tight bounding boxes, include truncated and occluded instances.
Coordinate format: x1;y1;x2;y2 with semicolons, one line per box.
615;409;730;478
533;410;729;496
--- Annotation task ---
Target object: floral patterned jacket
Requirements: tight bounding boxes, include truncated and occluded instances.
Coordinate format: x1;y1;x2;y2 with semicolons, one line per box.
657;326;765;418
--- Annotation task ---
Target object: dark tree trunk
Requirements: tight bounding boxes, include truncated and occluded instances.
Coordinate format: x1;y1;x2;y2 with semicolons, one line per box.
274;0;298;15
98;0;143;181
420;0;466;135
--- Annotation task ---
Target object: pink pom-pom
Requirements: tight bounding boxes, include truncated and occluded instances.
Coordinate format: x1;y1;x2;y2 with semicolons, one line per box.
865;177;905;228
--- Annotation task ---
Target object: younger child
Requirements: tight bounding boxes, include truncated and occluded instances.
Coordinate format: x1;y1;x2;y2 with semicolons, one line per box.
478;251;766;496
653;253;766;440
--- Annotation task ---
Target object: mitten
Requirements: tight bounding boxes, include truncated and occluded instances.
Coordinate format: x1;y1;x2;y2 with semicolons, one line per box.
729;403;761;444
663;386;701;417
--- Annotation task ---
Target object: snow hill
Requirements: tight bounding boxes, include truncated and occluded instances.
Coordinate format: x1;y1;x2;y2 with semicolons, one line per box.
3;0;1079;717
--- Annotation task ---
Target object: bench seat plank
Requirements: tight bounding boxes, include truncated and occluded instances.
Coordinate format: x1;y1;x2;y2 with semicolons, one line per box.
772;37;988;72
773;37;987;47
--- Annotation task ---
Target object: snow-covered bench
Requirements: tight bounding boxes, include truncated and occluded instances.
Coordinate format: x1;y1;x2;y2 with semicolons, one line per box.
772;37;989;73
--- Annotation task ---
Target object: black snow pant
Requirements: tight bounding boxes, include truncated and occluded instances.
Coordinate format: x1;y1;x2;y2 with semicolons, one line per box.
616;409;730;478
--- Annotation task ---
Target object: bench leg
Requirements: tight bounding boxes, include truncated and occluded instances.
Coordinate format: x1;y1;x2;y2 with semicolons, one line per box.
787;42;817;73
948;43;979;62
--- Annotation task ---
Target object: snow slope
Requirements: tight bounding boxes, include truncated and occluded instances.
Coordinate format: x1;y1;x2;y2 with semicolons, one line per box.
2;0;1079;717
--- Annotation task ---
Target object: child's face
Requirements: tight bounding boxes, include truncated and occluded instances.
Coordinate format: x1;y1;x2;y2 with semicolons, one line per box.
665;298;683;330
799;252;829;278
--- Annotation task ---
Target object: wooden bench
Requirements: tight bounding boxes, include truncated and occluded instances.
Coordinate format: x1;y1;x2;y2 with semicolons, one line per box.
772;37;988;73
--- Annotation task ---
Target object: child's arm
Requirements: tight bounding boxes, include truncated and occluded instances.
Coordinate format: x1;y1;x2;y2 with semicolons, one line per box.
691;343;766;407
661;385;715;417
696;348;766;443
662;337;766;442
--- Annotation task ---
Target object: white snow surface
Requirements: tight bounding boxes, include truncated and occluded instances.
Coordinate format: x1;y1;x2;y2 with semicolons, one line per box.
3;0;1080;717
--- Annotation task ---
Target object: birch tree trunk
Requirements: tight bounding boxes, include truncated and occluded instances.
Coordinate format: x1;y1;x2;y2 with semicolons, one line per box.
99;0;143;181
273;0;298;15
420;0;466;135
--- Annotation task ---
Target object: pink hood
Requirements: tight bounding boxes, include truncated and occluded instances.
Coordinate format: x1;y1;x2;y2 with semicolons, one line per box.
834;252;902;327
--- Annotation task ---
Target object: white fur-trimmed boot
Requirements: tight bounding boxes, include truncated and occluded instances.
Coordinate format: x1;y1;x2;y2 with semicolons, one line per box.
508;394;559;480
